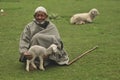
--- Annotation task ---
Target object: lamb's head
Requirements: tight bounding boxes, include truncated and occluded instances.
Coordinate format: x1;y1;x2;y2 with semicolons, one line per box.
49;44;58;53
89;8;99;17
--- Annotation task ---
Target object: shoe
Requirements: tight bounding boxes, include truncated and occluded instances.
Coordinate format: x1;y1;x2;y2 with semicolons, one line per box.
29;64;36;71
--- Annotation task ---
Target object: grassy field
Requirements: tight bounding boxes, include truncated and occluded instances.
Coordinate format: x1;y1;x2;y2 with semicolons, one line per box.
0;0;120;80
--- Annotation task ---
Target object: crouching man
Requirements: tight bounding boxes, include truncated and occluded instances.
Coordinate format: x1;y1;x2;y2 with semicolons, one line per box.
19;6;69;70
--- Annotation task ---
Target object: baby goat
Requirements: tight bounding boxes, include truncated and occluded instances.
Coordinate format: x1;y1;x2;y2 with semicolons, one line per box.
26;44;58;72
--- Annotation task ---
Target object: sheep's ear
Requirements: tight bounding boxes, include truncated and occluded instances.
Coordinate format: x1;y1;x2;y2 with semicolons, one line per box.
52;46;57;53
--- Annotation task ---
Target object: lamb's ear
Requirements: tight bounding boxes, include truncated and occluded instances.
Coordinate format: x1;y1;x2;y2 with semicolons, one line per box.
60;41;63;49
52;46;57;53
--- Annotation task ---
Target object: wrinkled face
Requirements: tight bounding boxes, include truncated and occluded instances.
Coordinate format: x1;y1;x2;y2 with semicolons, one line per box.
34;11;48;22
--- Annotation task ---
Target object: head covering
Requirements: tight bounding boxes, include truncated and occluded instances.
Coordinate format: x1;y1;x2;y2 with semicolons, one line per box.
34;6;47;14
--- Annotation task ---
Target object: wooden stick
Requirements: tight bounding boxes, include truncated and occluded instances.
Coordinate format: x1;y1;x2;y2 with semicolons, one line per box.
67;46;98;66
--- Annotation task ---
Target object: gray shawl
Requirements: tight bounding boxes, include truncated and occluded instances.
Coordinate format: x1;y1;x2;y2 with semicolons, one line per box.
19;20;69;65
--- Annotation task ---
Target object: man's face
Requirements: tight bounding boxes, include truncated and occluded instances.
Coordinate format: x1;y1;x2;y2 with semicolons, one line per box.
34;11;47;22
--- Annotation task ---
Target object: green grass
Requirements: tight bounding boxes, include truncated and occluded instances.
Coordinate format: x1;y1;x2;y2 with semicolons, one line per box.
0;0;120;80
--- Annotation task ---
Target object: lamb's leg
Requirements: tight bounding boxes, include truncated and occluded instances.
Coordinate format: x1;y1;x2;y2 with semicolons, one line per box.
26;60;30;72
86;18;92;23
31;56;37;69
39;56;45;71
80;21;85;24
75;20;85;24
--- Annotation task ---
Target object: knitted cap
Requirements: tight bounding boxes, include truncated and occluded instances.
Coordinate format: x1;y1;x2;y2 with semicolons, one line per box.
34;6;47;14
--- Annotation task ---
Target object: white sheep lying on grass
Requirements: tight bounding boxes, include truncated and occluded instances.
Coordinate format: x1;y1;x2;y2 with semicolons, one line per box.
70;8;99;24
25;44;58;72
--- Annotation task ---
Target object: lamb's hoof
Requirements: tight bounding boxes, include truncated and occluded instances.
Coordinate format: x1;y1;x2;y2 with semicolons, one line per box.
39;67;45;71
26;68;30;72
33;66;37;69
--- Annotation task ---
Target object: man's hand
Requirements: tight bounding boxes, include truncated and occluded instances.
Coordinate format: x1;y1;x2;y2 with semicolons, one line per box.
24;52;33;60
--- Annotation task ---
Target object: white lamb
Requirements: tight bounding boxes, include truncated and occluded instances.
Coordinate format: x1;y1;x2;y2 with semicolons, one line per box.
25;44;58;72
70;8;99;24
